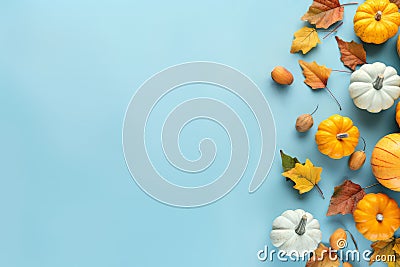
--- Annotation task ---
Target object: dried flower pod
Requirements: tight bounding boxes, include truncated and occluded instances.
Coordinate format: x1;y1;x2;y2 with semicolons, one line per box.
271;66;294;85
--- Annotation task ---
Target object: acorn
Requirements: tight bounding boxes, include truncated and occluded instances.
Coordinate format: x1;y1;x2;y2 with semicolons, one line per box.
271;66;294;85
348;137;366;171
295;105;318;133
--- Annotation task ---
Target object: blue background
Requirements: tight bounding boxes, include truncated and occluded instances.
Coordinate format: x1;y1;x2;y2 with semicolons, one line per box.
1;0;399;266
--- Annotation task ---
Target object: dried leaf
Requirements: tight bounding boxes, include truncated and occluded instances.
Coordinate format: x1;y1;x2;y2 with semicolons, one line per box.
301;0;344;29
327;180;366;216
394;239;400;255
290;27;321;54
299;60;332;89
370;238;400;266
390;0;400;9
282;159;322;194
306;243;340;267
280;150;301;172
335;36;366;70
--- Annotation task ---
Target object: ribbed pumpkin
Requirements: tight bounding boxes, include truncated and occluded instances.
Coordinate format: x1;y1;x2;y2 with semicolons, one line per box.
315;115;360;159
396;102;400;127
353;193;400;241
354;0;400;44
371;133;400;191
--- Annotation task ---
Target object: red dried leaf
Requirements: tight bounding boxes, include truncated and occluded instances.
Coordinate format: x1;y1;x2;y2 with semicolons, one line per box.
327;180;366;216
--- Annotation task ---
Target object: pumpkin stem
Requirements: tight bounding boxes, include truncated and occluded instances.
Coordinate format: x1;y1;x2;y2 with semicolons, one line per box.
295;215;307;235
373;74;384;90
337;133;349;139
376;213;384;222
375;11;383;21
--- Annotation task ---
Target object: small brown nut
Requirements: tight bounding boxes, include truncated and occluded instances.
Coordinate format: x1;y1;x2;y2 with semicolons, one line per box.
271;66;294;85
295;114;313;132
348;151;366;171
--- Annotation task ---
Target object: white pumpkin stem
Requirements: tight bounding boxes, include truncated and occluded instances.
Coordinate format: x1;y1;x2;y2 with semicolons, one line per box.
295;215;307;235
373;74;384;90
376;213;384;222
375;11;382;21
337;133;349;139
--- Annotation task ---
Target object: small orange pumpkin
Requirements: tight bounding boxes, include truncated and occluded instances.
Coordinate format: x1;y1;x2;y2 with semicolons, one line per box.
396;102;400;127
371;133;400;191
315;114;360;159
353;193;400;241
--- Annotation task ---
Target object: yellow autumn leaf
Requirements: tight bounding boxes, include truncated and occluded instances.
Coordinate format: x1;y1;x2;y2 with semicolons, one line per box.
290;27;321;54
370;238;400;267
282;159;322;194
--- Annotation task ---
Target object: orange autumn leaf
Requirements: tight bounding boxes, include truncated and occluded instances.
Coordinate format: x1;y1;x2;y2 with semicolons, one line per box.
301;0;344;29
306;243;340;267
290;27;321;54
299;60;332;89
335;37;366;71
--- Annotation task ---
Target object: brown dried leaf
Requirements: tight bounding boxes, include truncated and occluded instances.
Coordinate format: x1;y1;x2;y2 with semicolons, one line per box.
327;180;366;216
335;36;366;71
301;0;344;29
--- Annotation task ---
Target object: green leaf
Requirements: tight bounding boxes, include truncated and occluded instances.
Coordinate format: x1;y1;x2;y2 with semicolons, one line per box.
280;150;301;172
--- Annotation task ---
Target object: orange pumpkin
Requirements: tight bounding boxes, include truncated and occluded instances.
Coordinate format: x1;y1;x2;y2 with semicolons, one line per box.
353;193;400;241
315;115;359;159
396;102;400;127
371;133;400;191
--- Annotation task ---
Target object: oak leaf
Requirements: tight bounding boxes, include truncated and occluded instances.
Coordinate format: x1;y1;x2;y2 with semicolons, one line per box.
390;0;400;9
326;180;366;216
306;243;340;267
282;159;322;194
301;0;344;29
299;60;332;89
335;37;366;70
370;238;400;266
290;27;321;54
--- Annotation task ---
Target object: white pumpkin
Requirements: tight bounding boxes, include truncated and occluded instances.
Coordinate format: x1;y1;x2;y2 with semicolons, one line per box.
349;62;400;113
270;209;321;256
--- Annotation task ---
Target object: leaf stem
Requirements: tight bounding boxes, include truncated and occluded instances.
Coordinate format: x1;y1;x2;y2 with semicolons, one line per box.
363;183;380;190
325;86;342;111
315;184;325;199
345;230;359;251
360;136;366;151
341;2;358;6
332;69;353;74
310;104;319;116
323;21;344;39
